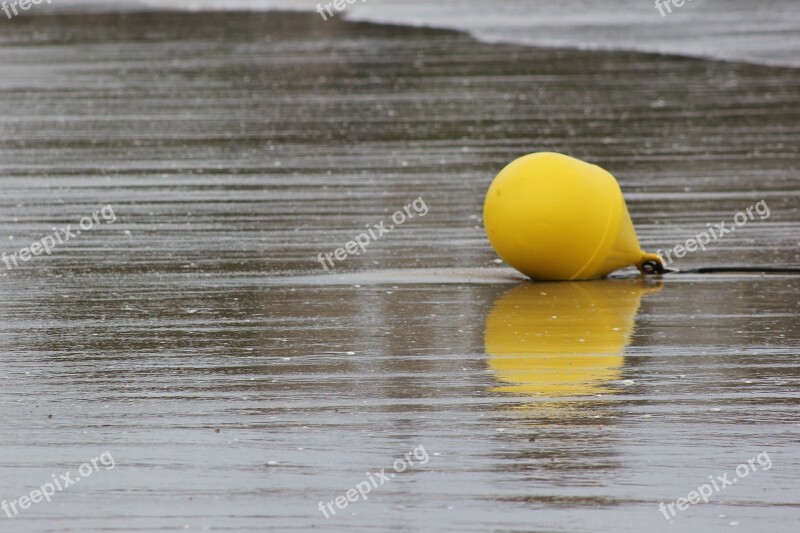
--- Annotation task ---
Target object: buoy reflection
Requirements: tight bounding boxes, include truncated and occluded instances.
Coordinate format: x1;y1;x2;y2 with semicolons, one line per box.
485;280;661;398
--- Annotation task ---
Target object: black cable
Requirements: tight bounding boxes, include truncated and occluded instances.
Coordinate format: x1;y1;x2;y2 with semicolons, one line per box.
640;260;800;275
671;266;800;274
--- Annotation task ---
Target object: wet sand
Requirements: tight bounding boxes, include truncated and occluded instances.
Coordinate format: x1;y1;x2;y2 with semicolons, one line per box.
0;11;799;533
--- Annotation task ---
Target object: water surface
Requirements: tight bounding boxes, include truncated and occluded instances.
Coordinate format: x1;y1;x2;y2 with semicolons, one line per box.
0;10;799;533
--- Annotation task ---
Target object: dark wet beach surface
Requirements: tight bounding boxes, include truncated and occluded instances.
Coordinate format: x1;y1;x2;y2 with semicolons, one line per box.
1;11;799;532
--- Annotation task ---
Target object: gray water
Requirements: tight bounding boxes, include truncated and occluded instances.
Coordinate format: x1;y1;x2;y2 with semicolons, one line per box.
1;8;799;533
49;0;800;68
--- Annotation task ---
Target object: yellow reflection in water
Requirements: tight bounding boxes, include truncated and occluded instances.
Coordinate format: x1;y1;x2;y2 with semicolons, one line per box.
485;280;661;398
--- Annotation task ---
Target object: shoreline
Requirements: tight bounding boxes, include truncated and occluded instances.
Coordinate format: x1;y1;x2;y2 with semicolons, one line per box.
8;2;800;70
4;8;800;74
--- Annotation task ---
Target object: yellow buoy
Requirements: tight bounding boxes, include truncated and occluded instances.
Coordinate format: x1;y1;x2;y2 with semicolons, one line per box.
483;152;663;280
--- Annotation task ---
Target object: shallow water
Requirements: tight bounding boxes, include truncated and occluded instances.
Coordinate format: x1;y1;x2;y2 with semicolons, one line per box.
0;10;799;533
53;0;800;68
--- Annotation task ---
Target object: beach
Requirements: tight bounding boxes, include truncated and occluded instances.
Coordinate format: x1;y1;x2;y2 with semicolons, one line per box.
0;8;799;532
